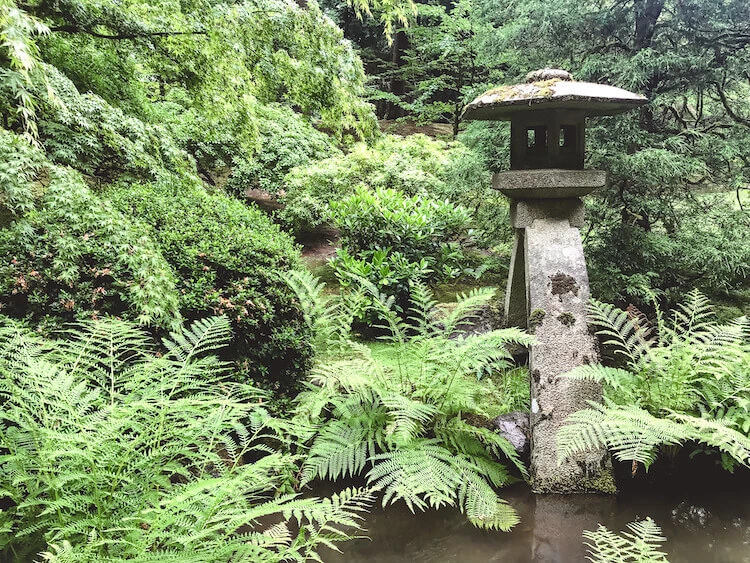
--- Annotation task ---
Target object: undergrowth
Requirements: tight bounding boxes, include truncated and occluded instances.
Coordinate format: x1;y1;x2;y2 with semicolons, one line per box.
286;270;533;531
557;290;750;473
0;315;372;562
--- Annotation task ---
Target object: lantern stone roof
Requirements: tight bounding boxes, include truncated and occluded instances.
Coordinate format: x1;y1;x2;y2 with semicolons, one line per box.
463;69;647;121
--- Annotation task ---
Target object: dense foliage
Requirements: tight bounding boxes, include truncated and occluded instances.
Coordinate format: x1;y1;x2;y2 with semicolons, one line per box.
287;270;533;530
107;180;313;392
280;134;460;233
557;292;750;472
0;316;372;562
0;130;181;331
0;0;749;555
333;0;750;306
330;186;471;316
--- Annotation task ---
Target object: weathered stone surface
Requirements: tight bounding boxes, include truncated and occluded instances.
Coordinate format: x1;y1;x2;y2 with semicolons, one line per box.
510;198;587;228
462;75;647;121
492;411;530;457
505;230;528;328
524;217;615;493
494;169;605;199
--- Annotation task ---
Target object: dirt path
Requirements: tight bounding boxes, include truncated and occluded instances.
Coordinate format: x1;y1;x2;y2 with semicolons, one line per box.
244;188;340;265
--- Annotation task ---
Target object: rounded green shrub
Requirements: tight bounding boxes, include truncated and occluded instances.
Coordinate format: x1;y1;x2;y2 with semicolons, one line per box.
329;186;471;317
279;134;456;234
0;140;182;331
330;186;470;263
108;180;313;393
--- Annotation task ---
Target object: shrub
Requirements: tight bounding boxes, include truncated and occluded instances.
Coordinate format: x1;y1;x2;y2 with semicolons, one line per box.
0;134;181;331
279;134;459;234
330;186;470;261
107;180;313;393
329;186;470;317
226;104;341;197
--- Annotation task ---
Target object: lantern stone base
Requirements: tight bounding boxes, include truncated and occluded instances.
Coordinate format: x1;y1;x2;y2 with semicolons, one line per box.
504;198;616;494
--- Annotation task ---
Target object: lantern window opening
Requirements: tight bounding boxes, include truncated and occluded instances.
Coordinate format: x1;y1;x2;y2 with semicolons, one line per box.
527;126;547;154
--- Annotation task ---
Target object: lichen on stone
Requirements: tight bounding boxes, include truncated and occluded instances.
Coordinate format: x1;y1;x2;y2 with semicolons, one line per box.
557;311;576;326
481;79;561;102
528;308;546;333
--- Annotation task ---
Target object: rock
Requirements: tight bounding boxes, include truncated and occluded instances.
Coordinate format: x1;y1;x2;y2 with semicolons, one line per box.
492;411;530;457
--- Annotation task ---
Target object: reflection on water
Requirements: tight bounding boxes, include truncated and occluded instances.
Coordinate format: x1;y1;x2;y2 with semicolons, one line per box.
323;482;750;562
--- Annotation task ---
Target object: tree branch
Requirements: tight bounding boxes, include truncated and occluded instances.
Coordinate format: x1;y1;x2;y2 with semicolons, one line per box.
711;82;750;129
50;25;208;40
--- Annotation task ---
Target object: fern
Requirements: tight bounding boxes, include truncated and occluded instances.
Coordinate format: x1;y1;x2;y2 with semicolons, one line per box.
0;316;370;561
583;518;670;562
560;292;750;471
295;274;530;532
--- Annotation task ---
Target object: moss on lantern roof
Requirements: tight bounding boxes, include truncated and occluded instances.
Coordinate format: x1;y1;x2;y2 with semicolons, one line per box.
463;69;647;121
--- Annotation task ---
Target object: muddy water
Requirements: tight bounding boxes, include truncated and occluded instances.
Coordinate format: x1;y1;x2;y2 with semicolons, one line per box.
323;481;750;562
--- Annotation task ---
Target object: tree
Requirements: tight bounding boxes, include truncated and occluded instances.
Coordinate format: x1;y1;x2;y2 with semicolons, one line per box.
464;0;750;302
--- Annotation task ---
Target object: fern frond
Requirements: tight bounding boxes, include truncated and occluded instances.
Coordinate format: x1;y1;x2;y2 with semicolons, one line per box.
406;281;438;337
366;440;462;511
583;517;669;562
670;412;750;467
672;289;715;338
586;300;653;366
563;364;633;390
557;403;689;469
54;318;151;386
382;393;437;443
301;419;378;485
162;315;232;364
440;287;497;336
458;468;519;531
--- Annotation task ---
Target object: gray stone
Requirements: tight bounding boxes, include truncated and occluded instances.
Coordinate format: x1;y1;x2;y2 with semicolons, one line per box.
510;198;586;229
492;411;530;457
504;229;528;328
524;217;615;493
462;75;647;121
493;169;606;199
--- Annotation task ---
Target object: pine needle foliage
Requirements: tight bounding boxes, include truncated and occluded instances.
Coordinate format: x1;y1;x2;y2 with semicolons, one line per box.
0;315;372;562
558;291;750;471
289;274;532;531
583;518;670;563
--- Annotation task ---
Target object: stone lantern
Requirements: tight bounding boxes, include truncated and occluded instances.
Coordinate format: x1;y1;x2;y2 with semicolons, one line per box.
463;69;646;493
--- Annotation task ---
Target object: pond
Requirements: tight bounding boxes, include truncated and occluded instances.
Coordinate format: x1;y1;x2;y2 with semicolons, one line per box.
322;468;750;562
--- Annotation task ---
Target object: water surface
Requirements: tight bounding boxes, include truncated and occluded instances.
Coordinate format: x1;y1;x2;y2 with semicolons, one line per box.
323;476;750;562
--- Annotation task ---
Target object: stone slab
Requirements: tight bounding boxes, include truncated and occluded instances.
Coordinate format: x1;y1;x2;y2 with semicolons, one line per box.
510;199;585;229
493;169;605;199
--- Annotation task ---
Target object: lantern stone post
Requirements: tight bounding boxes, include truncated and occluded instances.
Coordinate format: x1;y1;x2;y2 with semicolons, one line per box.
463;69;646;493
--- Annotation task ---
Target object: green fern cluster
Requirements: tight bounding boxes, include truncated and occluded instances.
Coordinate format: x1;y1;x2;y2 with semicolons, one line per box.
558;290;750;471
288;271;533;531
583;518;670;562
0;315;372;562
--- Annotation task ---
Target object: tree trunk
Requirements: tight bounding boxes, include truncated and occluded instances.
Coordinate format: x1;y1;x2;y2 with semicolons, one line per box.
385;30;409;120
